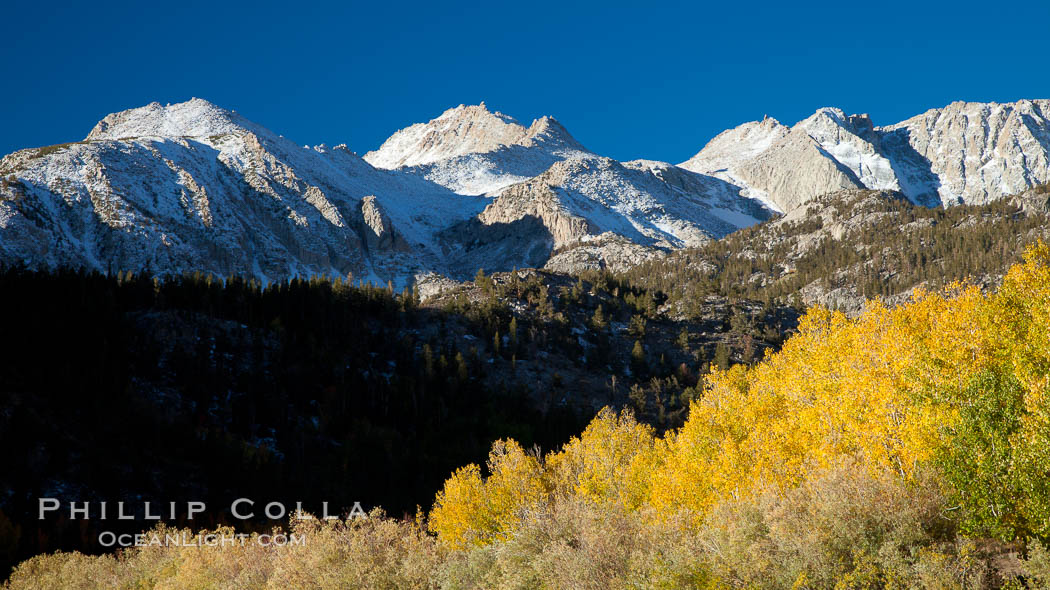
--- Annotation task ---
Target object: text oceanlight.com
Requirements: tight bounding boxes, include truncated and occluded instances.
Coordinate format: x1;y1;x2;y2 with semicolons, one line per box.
98;531;306;548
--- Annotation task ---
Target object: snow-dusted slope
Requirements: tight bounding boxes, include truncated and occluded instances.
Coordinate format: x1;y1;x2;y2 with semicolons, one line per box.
474;156;770;248
797;109;899;193
681;99;1050;211
432;155;774;277
366;103;775;271
6;98;1047;283
364;103;593;195
679;115;790;210
0;99;486;284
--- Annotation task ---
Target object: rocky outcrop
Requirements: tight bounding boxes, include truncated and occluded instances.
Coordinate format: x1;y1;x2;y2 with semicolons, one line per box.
412;271;461;302
544;233;666;274
478;172;595;246
475;156;771;249
1009;183;1050;216
357;195;409;253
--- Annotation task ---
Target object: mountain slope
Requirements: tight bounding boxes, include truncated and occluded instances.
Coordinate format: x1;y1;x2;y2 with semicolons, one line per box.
881;99;1050;205
477;157;770;247
4;98;1049;286
619;183;1050;317
681;99;1050;211
433;156;775;276
366;103;776;274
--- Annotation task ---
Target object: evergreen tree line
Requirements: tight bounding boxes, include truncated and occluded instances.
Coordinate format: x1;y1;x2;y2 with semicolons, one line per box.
618;189;1050;314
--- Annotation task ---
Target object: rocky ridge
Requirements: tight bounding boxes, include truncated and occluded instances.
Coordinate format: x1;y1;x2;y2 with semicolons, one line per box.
0;99;487;285
3;98;1049;287
1;99;773;284
681;99;1050;211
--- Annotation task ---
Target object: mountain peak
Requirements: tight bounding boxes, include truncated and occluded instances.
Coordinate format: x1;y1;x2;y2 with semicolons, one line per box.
679;116;789;174
799;107;877;143
86;98;258;141
810;106;847;120
364;103;587;170
521;115;586;152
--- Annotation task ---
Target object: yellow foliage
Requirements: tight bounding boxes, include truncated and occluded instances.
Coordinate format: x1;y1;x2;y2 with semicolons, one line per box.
545;407;660;509
428;439;545;549
651;285;991;515
429;242;1050;545
429;411;661;548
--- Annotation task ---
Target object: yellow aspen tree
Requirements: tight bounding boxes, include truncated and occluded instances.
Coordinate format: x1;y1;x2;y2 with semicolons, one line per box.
429;439;545;549
544;407;659;510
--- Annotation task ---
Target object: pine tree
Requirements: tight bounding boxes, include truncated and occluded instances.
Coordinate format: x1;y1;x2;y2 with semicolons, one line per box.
475;268;493;294
713;342;731;370
629;315;646;338
508;317;519;353
631;340;646;374
455;352;469;382
592;305;607;330
423;343;434;378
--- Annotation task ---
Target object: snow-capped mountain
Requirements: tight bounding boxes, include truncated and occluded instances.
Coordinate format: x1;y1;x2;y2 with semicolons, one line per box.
1;99;776;283
681;99;1050;211
0;99;487;284
476;157;767;248
430;155;773;276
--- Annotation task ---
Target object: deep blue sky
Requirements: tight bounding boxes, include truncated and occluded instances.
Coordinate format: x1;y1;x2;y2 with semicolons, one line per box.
3;0;1048;163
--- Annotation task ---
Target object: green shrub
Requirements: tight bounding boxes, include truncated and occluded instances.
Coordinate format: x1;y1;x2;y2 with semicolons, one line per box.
937;371;1050;541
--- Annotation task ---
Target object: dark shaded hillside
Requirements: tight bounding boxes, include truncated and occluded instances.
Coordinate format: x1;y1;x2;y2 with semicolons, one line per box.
428;268;798;426
0;270;570;573
0;266;794;575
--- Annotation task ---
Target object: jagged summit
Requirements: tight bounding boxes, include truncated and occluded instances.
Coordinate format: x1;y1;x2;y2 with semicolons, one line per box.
435;101;514;123
363;103;589;170
363;103;592;195
86;98;262;141
519;115;585;151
